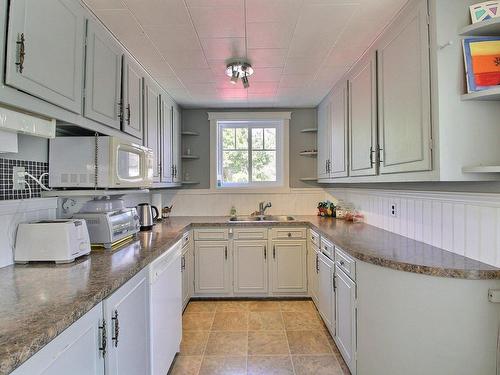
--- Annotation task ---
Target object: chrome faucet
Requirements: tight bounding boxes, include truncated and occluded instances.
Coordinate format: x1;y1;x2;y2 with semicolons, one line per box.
258;201;272;216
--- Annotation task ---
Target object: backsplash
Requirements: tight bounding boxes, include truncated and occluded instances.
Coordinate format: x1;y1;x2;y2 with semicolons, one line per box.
327;188;500;267
0;158;49;200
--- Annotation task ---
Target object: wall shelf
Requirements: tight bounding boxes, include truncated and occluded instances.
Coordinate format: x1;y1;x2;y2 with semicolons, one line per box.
462;165;500;173
42;189;150;197
299;177;318;182
181;131;199;136
460;18;500;36
300;128;318;133
299;151;318;156
461;87;500;101
181;155;200;160
181;181;200;185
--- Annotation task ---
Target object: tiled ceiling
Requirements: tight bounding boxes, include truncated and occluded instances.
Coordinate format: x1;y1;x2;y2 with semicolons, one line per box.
83;0;408;108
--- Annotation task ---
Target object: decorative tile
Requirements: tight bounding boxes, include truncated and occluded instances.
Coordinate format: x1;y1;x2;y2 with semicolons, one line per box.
0;158;49;200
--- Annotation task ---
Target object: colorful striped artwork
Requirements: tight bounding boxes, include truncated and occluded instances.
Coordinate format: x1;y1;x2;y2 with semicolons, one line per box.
463;37;500;92
470;1;500;23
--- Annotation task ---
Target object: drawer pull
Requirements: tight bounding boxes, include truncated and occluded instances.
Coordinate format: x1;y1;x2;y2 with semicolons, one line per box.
287;232;292;237
339;260;345;266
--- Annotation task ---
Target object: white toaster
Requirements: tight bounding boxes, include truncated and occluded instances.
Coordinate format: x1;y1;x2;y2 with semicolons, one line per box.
15;219;91;264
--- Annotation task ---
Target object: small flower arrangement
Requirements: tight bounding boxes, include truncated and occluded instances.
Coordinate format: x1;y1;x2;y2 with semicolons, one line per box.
317;201;336;217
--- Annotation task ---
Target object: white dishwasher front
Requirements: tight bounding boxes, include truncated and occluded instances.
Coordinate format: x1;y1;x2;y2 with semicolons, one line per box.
148;240;182;375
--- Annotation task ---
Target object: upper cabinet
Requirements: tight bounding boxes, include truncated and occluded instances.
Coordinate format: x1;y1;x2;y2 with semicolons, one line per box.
377;0;432;175
122;56;144;139
330;82;349;178
160;96;174;183
171;107;182;183
143;78;161;182
5;0;85;114
84;19;123;129
317;99;331;180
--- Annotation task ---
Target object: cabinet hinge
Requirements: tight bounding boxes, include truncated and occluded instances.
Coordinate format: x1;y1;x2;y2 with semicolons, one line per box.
429;137;433;150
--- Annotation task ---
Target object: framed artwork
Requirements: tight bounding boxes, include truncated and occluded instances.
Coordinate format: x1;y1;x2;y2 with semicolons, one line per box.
470;1;500;23
463;37;500;92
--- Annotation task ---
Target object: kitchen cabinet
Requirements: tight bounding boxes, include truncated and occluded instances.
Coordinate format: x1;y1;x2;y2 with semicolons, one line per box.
172;106;182;183
11;303;104;375
308;244;320;307
122;55;144;139
104;269;150;375
160;96;174;183
349;52;378;177
270;239;307;294
317;98;331;179
318;252;335;333
143;78;162;182
334;267;357;375
84;19;123;130
233;240;268;294
330;82;349;178
194;240;231;295
377;0;431;175
181;232;193;309
5;0;85;114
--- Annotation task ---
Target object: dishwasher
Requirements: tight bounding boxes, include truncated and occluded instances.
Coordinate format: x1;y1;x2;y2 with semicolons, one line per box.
148;239;182;375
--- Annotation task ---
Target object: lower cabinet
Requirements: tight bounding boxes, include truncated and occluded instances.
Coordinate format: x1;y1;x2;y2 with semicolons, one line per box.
12;303;104;375
308;244;320;306
271;240;307;294
181;234;193;310
318;252;335;333
194;240;231;294
233;240;268;294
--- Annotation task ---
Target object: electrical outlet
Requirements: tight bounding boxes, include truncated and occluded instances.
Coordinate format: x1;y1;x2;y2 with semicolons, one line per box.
390;202;398;217
12;167;26;190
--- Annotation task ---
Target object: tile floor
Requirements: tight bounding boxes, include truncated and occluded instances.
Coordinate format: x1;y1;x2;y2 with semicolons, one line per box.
169;299;351;375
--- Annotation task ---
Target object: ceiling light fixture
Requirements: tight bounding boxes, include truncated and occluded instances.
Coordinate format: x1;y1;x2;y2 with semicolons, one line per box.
225;61;254;89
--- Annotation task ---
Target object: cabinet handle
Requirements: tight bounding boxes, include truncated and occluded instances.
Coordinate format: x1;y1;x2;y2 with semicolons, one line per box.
181;255;186;270
332;275;336;290
287;232;292;238
111;310;119;347
264;245;267;260
16;33;26;74
117;100;123;120
339;260;345;266
224;246;228;260
369;146;375;168
273;245;276;259
99;320;107;356
325;160;328;173
316;254;319;273
126;104;131;124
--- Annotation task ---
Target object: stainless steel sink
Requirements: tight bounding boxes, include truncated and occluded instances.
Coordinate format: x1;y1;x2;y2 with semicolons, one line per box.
228;215;295;222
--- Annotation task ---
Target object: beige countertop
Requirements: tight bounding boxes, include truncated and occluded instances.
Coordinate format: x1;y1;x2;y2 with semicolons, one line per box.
1;216;499;374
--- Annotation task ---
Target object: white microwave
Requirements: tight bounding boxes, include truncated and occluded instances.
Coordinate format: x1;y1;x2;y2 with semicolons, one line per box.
49;136;153;188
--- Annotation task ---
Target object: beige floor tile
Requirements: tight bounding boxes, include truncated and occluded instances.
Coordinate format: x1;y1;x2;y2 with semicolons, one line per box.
292;355;344;375
180;330;210;355
279;300;316;312
185;301;218;313
198;355;247;375
248;311;284;331
169;355;202;375
212;311;249;331
205;331;248;356
248;331;289;355
248;300;281;311
282;311;323;330
183;312;215;331
216;300;250;312
247;355;294;375
286;330;332;355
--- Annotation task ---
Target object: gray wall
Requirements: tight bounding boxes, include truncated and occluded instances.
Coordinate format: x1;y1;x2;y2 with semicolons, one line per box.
180;108;319;189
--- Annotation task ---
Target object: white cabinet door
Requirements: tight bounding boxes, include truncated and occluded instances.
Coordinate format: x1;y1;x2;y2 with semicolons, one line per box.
84;19;123;129
317;99;331;179
335;268;357;375
181;245;191;309
104;269;150;375
143;78;161;182
349;53;378;177
194;241;231;294
330;82;349;178
122;56;143;139
271;240;307;293
318;252;334;333
160;96;173;183
308;246;320;307
233;240;268;294
377;0;432;175
6;0;85;113
172;107;182;183
12;303;104;375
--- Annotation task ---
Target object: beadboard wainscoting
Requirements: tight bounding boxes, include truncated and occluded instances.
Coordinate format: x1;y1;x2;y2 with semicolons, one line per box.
326;188;500;267
160;188;328;216
0;198;58;268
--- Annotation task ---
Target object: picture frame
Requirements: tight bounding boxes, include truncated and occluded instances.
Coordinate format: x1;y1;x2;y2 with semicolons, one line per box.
463;37;500;92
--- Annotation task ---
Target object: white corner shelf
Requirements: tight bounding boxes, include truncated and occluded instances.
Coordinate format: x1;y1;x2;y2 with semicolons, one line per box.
299;177;318;182
299;151;318;156
461;87;500;101
300;128;318;133
181;155;200;160
181;131;199;136
42;189;150;197
462;165;500;173
181;181;200;185
460;18;500;37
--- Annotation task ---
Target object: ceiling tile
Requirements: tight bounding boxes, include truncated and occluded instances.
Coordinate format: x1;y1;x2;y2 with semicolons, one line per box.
176;69;215;84
94;9;145;41
83;0;125;10
247;49;288;68
155;74;185;89
185;83;218;95
283;58;319;75
200;38;245;60
247;22;295;49
190;7;245;38
246;0;302;23
250;68;282;82
123;0;190;26
247;81;279;94
186;0;243;7
163;49;208;69
279;74;314;88
217;88;248;99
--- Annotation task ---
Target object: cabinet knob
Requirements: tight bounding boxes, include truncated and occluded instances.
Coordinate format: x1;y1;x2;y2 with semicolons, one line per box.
287;232;292;237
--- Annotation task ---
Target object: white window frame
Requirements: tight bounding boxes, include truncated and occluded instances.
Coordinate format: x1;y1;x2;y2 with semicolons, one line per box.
209;112;291;192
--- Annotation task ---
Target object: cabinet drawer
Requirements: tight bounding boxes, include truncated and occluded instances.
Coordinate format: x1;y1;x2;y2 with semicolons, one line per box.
309;229;320;247
271;227;307;239
233;228;268;240
335;247;356;281
182;231;191;248
194;228;229;241
320;237;334;260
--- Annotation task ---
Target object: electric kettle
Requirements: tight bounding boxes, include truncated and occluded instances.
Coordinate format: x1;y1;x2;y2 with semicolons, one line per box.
136;203;159;231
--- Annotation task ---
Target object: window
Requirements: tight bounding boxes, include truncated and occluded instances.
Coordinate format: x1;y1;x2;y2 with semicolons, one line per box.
216;120;284;188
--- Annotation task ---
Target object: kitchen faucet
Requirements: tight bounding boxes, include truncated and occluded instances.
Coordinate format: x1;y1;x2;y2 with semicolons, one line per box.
258;201;272;216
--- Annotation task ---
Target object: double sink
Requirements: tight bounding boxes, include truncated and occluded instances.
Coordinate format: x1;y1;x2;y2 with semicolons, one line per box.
228;215;296;222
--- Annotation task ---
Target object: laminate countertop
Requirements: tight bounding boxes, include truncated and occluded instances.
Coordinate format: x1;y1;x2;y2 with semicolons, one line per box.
1;216;499;374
